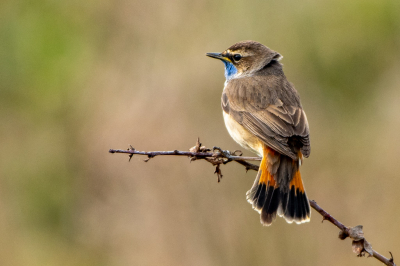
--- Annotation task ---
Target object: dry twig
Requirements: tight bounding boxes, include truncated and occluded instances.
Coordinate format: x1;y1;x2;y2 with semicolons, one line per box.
109;138;396;266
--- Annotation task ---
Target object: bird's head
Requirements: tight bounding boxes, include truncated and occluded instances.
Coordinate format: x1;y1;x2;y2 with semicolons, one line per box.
206;41;282;80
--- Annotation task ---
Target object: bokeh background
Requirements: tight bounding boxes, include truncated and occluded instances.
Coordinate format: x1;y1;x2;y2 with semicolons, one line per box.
1;0;400;265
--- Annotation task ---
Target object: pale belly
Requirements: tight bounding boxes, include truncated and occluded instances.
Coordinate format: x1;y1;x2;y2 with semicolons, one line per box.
223;111;264;157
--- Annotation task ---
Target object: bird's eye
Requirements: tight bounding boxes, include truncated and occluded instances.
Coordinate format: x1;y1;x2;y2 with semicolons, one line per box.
233;54;242;61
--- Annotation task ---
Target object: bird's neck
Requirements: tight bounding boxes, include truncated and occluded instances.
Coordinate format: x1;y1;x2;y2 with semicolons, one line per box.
223;61;238;81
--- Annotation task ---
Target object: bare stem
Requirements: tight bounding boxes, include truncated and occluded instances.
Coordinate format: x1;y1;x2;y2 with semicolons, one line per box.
108;148;261;161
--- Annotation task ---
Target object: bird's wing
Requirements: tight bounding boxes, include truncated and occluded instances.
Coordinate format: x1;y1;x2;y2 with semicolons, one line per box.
222;74;310;159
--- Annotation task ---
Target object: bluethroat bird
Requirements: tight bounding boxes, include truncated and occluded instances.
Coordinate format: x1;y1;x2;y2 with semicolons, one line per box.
207;41;311;226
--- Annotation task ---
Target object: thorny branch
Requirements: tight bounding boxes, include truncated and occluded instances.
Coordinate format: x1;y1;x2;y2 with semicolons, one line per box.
109;138;260;181
109;138;396;266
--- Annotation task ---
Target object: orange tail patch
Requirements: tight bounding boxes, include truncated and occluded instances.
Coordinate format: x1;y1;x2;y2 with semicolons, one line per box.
246;145;310;226
285;168;310;224
258;147;277;187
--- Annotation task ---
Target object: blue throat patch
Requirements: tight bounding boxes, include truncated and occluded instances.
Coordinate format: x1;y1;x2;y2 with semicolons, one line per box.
222;60;237;80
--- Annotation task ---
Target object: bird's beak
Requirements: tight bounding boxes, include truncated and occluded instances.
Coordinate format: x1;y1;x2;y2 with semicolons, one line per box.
206;52;231;63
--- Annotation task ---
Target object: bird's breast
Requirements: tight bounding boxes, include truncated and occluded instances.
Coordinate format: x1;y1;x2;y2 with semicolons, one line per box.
223;111;263;157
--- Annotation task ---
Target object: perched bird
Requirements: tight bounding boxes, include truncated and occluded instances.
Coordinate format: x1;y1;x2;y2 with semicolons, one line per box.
206;41;311;226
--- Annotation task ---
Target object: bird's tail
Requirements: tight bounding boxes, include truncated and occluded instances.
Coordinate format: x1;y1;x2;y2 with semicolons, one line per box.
246;146;310;226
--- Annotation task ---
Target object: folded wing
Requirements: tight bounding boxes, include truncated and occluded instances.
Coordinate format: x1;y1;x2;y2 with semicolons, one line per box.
222;74;310;159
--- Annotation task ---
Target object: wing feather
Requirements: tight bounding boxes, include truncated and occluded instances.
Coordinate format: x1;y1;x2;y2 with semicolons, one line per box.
223;71;310;159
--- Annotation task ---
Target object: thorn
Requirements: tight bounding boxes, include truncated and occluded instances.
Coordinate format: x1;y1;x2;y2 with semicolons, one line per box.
338;230;349;240
214;164;223;182
389;251;394;263
196;138;201;149
143;154;154;162
127;145;136;161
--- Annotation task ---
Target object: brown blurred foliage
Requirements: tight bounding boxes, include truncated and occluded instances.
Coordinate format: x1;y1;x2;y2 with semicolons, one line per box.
1;0;400;265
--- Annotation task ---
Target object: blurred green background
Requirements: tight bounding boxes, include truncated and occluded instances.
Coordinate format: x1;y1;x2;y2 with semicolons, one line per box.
1;0;400;265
